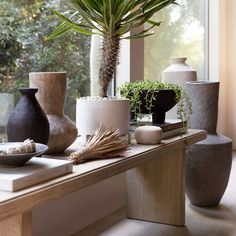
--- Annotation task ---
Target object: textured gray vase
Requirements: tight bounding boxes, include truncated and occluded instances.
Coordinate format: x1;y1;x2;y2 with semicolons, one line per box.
186;81;232;207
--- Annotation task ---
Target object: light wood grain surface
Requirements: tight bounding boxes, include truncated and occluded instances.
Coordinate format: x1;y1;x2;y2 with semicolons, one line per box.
127;149;185;226
0;129;206;235
0;211;31;236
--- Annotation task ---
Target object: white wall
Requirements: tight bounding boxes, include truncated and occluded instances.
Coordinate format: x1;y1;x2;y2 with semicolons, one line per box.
32;173;126;236
215;0;236;149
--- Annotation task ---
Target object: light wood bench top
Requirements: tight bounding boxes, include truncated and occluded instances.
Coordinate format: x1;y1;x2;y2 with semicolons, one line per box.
0;129;206;222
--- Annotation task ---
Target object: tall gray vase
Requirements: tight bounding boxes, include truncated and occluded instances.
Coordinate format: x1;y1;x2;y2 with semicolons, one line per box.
186;81;232;207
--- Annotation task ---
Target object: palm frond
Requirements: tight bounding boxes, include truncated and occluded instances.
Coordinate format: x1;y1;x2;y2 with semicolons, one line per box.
48;0;177;39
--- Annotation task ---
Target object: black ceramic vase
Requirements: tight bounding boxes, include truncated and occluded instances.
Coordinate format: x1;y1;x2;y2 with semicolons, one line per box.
6;88;49;144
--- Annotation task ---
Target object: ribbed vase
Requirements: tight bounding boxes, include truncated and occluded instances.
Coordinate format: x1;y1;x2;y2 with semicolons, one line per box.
186;81;232;207
29;72;78;154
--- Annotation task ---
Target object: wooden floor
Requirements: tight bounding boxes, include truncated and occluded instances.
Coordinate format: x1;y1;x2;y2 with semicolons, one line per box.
75;152;236;236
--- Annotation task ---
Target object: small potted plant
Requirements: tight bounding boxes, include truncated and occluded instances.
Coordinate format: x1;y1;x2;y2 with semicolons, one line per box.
118;80;192;129
47;0;178;141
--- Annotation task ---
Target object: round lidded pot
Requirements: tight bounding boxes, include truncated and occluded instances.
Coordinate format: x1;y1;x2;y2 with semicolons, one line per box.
135;126;162;145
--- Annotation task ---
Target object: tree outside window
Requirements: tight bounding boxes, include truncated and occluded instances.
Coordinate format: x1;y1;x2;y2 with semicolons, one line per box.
0;0;91;139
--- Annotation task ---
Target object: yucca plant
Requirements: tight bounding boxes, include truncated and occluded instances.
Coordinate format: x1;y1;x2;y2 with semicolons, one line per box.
47;0;178;97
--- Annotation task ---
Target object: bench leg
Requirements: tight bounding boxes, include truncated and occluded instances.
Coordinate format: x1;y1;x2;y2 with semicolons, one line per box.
0;211;32;236
126;149;185;226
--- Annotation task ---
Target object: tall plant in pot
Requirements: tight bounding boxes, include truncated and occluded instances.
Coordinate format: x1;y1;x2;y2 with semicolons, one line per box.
47;0;178;140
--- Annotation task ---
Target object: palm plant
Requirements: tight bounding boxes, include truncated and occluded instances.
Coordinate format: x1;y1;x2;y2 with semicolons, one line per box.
47;0;178;97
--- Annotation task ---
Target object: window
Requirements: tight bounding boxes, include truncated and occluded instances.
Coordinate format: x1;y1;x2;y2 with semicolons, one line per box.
144;0;208;81
0;0;90;140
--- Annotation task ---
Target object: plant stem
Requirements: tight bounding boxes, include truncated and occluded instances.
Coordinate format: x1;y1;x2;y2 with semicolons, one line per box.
98;35;120;97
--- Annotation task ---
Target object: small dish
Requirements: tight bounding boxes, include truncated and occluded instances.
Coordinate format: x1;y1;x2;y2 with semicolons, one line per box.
0;142;48;167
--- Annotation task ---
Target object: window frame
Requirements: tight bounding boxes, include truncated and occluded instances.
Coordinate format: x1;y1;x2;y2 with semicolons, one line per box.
117;0;210;87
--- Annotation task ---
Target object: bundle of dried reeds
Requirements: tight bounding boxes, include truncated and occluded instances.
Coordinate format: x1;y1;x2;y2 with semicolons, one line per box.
69;125;129;164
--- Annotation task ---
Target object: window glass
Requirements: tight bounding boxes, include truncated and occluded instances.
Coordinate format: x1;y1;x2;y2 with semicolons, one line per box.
144;0;207;81
0;0;90;140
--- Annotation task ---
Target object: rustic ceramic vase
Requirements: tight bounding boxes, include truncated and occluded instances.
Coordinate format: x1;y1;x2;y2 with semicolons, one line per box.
7;88;49;144
29;72;78;154
162;57;197;119
186;81;232;207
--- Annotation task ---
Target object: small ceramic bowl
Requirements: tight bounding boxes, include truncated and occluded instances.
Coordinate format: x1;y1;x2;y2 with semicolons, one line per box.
0;143;48;167
135;125;162;145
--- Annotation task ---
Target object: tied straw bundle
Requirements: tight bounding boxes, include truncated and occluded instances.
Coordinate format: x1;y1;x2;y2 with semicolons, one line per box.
69;125;130;164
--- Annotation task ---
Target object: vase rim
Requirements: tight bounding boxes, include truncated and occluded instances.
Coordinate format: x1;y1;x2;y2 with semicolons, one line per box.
29;72;67;74
77;96;130;102
171;57;187;63
187;81;219;85
19;88;38;94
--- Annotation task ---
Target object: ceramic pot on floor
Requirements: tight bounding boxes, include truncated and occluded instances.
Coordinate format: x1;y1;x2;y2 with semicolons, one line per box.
186;81;232;207
29;72;78;154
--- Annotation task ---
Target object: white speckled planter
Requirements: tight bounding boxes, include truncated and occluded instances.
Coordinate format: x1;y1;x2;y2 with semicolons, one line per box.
76;98;130;143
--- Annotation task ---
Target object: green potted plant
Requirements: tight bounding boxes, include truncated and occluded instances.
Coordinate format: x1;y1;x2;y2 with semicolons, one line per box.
118;80;192;130
47;0;178;141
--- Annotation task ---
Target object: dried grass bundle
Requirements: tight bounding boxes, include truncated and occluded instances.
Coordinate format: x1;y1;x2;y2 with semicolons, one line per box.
69;125;129;164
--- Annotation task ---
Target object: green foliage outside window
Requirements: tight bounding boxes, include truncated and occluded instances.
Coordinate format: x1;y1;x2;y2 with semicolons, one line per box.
0;0;90;120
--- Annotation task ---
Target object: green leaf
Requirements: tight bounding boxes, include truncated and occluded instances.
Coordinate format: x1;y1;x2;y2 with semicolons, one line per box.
46;23;73;40
71;25;95;35
103;0;110;28
72;0;103;26
109;15;116;35
116;22;132;36
51;9;75;25
122;32;154;40
48;10;95;37
115;2;128;23
83;0;102;13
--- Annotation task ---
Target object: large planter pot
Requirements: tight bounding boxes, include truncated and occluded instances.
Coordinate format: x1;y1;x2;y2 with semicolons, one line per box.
186;81;232;207
29;72;78;154
7;88;49;144
76;97;130;143
162;57;197;119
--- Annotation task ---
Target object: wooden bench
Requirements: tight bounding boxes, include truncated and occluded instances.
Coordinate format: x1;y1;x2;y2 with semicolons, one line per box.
0;129;206;236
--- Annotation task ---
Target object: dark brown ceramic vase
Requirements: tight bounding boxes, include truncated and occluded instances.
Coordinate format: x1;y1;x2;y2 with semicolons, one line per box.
6;88;49;144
